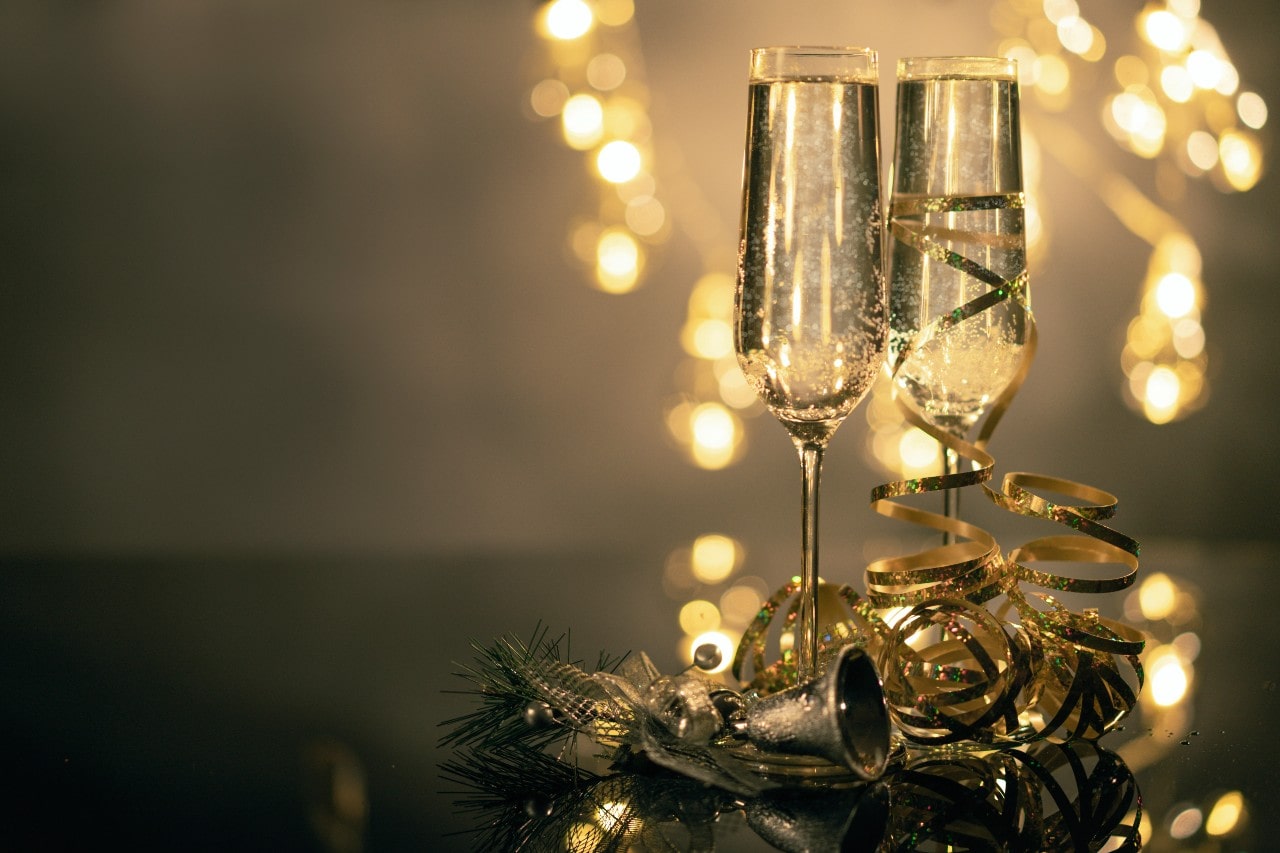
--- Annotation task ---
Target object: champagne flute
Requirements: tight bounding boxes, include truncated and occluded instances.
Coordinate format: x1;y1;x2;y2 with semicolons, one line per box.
736;47;888;683
887;57;1030;537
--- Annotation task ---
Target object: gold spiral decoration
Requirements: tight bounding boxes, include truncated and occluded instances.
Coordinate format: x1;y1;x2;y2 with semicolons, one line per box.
869;188;1142;745
732;580;888;695
867;191;1032;609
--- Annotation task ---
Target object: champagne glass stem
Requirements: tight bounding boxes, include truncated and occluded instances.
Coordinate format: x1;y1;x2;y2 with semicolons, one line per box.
942;447;960;546
796;440;824;681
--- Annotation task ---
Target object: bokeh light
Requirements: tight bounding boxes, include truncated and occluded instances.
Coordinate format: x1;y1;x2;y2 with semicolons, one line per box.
596;140;642;183
1185;130;1219;170
691;533;740;584
530;78;570;117
586;53;627;91
624;195;665;236
1138;572;1178;621
594;0;635;27
1205;791;1246;837
595;228;641;293
1142;10;1190;52
1219;129;1262;191
1238;91;1268;128
1056;17;1094;56
1147;644;1191;707
688;402;742;469
561;94;604;149
543;0;593;41
678;599;720;635
1186;49;1223;90
1154;272;1196;318
1160;64;1193;103
720;578;769;626
898;428;941;471
1168;805;1203;840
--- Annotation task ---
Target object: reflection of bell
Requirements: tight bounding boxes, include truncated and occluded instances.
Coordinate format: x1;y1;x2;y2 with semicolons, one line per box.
745;645;891;780
745;783;890;853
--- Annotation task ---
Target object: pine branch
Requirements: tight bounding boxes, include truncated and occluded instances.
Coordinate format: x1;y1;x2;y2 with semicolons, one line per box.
437;624;630;755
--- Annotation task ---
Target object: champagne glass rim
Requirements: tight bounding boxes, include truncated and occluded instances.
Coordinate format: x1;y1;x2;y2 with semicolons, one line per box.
751;45;877;56
750;46;878;82
897;56;1016;81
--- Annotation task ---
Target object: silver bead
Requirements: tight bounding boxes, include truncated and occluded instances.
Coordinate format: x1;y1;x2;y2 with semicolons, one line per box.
693;642;723;671
523;700;556;729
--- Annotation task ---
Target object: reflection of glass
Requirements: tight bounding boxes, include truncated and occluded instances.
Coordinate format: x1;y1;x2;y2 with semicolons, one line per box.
735;47;888;681
888;56;1029;438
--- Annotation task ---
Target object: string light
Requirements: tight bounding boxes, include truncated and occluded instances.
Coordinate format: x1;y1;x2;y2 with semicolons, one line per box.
527;0;658;294
527;0;752;467
1120;233;1209;423
1124;1;1268;191
995;0;1268;426
528;1;1269;483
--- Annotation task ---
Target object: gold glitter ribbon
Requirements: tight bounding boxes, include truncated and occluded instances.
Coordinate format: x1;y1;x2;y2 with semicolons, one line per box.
729;189;1145;745
867;192;1032;609
880;597;1035;745
732;581;885;693
982;473;1143;741
732;190;1144;744
859;189;1144;745
887;192;1030;382
867;403;1004;608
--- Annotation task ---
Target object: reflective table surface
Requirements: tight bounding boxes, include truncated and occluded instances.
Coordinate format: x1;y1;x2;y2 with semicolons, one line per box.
3;540;1277;850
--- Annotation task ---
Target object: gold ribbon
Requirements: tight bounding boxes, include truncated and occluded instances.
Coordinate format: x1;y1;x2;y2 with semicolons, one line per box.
887;193;1030;381
734;190;1145;745
868;191;1032;609
732;581;885;694
872;190;1141;744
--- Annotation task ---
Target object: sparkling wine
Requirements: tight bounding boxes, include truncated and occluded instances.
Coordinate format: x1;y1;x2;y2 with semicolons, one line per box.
737;77;887;444
889;69;1029;436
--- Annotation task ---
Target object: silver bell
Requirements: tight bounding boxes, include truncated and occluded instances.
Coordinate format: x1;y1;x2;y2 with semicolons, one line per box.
744;644;891;781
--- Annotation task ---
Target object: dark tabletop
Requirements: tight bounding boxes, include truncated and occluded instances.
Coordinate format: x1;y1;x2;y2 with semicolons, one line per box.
3;540;1277;851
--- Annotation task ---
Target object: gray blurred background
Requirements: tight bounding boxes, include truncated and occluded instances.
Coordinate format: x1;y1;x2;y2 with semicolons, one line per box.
3;2;1279;848
2;1;1277;559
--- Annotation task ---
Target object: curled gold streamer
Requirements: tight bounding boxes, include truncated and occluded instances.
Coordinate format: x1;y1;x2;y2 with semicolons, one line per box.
983;476;1144;741
732;188;1145;744
731;577;800;692
732;581;885;693
845;189;1144;744
867;402;1004;609
868;192;1032;611
879;598;1035;746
